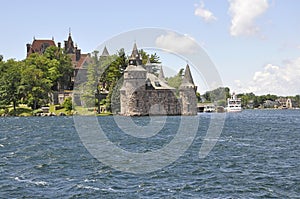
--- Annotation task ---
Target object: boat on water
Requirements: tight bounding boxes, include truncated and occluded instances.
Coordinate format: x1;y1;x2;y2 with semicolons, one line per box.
226;92;242;112
204;104;216;113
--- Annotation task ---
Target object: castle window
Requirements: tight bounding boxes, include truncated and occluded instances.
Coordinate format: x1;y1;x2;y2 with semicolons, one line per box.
187;104;190;112
136;100;139;107
168;104;170;112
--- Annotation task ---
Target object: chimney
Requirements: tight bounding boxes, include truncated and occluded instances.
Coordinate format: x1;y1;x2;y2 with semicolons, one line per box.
64;41;67;51
26;43;31;53
58;42;61;49
76;49;81;61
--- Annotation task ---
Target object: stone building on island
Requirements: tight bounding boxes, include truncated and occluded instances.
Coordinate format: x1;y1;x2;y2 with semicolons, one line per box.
120;43;197;116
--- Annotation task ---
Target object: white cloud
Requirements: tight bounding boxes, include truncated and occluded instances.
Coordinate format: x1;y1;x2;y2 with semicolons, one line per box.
235;58;300;96
228;0;269;36
194;1;217;22
155;32;198;54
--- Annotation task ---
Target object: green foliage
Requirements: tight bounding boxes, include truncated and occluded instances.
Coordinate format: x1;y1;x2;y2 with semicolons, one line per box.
139;49;161;74
196;92;201;102
21;54;54;109
81;51;99;107
63;97;73;111
43;46;73;90
166;68;183;96
0;59;22;112
202;87;230;104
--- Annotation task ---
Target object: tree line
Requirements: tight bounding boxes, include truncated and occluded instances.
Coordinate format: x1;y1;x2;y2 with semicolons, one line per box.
202;88;300;108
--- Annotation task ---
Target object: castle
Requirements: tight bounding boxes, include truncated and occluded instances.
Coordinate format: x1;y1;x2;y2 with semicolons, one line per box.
26;32;91;104
26;32;91;89
120;43;197;116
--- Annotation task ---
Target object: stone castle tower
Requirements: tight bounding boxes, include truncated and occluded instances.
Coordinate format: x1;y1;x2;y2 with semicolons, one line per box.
179;64;197;115
120;43;197;116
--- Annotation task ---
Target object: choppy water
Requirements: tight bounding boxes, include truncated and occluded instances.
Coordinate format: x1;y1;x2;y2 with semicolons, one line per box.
0;110;299;198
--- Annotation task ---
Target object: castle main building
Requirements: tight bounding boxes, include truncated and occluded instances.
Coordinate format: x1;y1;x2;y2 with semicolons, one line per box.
120;43;197;116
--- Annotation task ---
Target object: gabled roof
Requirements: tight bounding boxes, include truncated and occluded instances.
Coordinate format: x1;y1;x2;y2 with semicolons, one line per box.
29;39;56;55
71;54;90;69
147;73;175;90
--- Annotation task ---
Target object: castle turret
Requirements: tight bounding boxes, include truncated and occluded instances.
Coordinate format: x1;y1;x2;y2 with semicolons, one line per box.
64;31;75;54
120;43;147;115
179;64;197;115
128;42;142;66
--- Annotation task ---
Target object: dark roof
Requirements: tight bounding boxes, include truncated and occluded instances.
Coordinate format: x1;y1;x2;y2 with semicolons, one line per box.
71;54;90;69
28;39;56;55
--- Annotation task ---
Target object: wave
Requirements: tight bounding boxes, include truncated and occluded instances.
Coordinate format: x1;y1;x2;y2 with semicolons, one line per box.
14;176;48;186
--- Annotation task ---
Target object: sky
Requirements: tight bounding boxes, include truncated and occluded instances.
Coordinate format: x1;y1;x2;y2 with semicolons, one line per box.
1;0;300;96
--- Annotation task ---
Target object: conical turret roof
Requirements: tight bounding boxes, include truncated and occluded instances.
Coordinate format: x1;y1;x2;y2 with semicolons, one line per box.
131;42;139;58
128;42;142;66
101;46;109;57
180;64;195;88
158;65;168;84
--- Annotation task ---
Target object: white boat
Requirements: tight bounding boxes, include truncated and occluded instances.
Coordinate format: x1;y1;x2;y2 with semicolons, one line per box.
226;92;242;112
204;104;215;113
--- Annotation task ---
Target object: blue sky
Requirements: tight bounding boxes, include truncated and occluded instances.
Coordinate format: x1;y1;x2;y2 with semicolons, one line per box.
1;0;299;96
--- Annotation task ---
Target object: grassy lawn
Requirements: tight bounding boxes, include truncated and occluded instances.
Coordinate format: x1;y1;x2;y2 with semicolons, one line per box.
0;105;34;116
0;104;112;117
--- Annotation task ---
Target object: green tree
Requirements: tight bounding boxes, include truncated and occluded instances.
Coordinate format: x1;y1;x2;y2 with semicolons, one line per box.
166;68;184;96
196;92;201;102
81;51;100;107
0;59;22;112
43;46;73;90
63;97;73;112
21;53;55;109
203;87;229;103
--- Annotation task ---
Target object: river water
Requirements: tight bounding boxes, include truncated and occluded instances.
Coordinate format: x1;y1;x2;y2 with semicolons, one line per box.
0;110;299;198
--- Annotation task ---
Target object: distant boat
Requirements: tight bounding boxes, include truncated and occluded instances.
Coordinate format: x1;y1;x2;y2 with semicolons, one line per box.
226;92;242;112
204;104;216;113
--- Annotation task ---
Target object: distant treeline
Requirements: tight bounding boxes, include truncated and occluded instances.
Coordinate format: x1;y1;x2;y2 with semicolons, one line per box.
201;87;300;108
